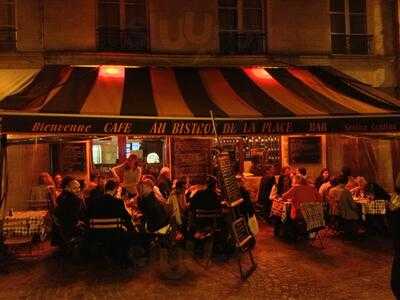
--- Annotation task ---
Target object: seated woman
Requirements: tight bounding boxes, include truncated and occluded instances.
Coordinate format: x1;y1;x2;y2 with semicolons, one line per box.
30;172;56;210
329;176;360;239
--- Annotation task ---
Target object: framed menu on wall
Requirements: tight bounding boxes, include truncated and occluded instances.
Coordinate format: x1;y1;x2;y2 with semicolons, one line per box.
59;143;87;173
172;138;211;182
289;137;321;164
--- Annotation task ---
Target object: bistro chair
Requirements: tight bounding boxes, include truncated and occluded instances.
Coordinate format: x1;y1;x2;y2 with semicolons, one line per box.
2;218;33;257
300;202;328;248
191;208;223;268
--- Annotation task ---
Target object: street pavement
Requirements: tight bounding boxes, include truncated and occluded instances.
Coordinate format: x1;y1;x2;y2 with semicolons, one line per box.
0;224;395;300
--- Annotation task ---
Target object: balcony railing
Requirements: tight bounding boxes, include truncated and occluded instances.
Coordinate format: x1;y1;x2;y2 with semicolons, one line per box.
219;32;266;55
0;28;16;51
97;28;147;52
331;34;373;55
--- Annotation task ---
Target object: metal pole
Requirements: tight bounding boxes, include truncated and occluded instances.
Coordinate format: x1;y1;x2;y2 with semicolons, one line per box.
209;110;221;148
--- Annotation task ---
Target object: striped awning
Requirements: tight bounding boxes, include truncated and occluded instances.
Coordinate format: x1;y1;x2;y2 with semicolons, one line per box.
0;65;399;136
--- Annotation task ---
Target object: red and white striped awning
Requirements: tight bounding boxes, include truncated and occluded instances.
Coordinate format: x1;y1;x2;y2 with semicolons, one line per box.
0;65;399;135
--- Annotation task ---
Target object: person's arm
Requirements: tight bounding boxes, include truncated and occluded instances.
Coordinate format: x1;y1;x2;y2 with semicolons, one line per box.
269;185;278;201
282;187;295;201
137;166;142;182
111;164;124;182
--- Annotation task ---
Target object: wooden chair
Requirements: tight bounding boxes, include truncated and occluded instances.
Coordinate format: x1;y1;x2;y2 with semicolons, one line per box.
300;202;328;248
3;218;33;257
191;209;223;268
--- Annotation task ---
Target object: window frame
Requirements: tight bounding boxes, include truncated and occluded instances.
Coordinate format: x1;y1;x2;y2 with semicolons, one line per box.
329;0;371;55
218;0;266;54
96;0;149;51
0;0;16;51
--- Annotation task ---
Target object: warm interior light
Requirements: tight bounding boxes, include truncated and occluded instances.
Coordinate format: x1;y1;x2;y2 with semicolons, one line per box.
99;66;125;78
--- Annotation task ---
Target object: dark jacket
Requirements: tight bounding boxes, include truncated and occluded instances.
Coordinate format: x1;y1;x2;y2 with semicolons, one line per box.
277;175;291;197
138;192;169;232
157;176;172;199
190;188;221;213
53;191;84;238
258;175;276;203
85;193;134;232
240;186;255;217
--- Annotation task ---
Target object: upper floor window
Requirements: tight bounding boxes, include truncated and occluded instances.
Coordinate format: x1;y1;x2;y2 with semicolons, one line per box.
218;0;265;54
97;0;147;52
330;0;371;55
0;0;16;51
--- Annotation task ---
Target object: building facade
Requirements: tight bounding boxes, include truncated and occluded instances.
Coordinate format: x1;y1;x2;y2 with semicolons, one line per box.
0;0;398;94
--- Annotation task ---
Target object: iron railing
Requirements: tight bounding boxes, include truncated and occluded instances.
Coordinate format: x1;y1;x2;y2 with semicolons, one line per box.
97;28;147;52
331;34;373;55
0;28;16;51
219;32;266;54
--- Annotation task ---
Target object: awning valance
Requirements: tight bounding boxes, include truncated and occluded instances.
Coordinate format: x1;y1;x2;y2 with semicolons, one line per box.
0;65;399;135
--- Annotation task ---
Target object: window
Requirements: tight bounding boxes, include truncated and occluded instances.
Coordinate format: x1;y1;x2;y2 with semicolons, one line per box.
0;0;16;51
97;0;147;51
92;145;103;165
218;0;265;54
330;0;371;54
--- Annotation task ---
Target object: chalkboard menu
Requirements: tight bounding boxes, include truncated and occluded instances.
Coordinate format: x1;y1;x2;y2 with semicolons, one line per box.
289;137;321;164
217;152;242;203
172;139;211;181
60;143;86;173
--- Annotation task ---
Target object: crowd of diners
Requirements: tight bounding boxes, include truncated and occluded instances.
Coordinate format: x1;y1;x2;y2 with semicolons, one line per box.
258;165;393;241
30;154;256;267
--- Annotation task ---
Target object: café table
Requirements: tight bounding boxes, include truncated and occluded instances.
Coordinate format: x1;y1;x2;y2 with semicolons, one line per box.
2;210;49;242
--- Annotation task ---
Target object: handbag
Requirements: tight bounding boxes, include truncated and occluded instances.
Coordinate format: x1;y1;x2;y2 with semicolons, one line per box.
247;214;259;236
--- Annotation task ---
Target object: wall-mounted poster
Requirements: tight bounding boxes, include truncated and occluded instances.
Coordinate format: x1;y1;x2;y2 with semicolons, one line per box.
289;137;321;164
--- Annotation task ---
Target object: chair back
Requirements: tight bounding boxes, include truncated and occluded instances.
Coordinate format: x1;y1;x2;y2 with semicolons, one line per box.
89;218;127;232
300;202;325;232
270;200;284;217
363;200;386;215
2;217;30;239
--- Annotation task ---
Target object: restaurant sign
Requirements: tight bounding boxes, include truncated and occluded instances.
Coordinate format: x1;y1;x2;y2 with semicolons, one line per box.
0;114;399;135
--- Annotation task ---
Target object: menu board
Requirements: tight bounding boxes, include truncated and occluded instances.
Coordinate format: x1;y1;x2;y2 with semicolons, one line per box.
217;152;242;203
60;143;86;173
289;137;321;164
172;139;211;181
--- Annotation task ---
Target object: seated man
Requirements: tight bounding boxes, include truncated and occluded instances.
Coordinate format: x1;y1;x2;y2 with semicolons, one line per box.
86;179;135;263
85;175;107;207
329;176;360;238
137;179;170;233
52;176;85;247
282;175;321;220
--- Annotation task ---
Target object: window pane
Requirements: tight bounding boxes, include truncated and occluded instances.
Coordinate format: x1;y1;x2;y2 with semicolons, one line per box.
331;34;347;54
350;14;367;34
219;9;238;30
244;0;262;9
349;0;366;13
243;9;262;31
0;3;14;27
350;35;370;54
330;0;344;12
219;0;237;7
126;3;146;29
330;14;346;33
98;2;120;27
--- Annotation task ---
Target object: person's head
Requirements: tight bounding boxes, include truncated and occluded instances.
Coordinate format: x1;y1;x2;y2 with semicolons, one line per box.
39;172;53;186
159;167;171;180
355;176;368;190
54;174;63;187
174;179;186;194
298;167;307;177
206;175;218;191
138;179;154;197
320;168;329;179
62;176;81;196
104;179;119;195
97;175;107;188
126;153;138;169
337;175;348;186
89;173;98;182
292;174;303;185
281;166;291;177
341;166;352;178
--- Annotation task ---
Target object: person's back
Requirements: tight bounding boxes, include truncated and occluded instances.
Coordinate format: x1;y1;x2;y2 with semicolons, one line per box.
190;188;220;212
336;185;358;220
138;191;169;232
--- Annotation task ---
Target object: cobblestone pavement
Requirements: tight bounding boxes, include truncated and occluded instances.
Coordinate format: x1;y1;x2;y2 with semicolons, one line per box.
0;223;395;300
